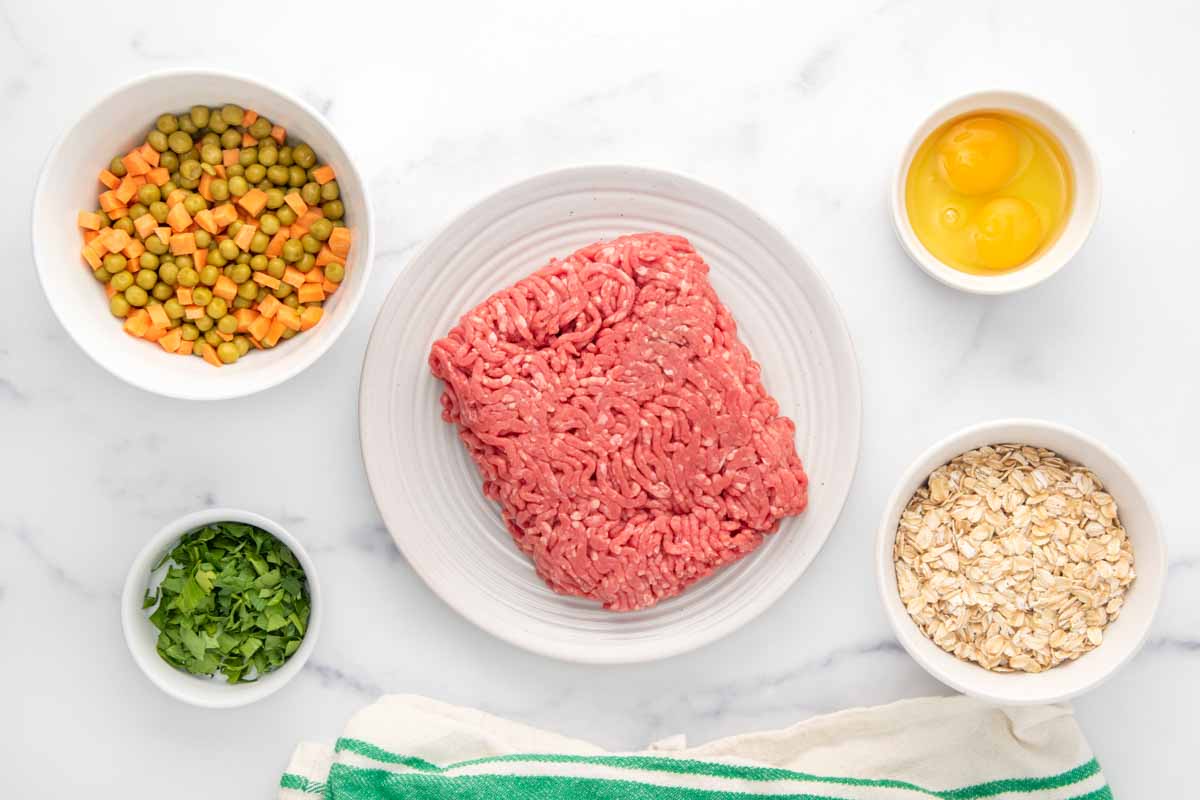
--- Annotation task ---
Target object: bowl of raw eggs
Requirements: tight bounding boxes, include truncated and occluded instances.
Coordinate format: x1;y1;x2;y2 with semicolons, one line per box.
891;90;1100;294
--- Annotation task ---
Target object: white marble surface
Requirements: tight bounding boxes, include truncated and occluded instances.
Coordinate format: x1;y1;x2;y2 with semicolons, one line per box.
2;0;1197;795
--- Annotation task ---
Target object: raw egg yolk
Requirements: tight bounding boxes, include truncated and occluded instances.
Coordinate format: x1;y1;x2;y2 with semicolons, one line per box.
974;197;1043;270
937;117;1020;196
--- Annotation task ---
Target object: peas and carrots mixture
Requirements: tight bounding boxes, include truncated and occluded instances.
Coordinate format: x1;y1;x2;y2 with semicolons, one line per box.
78;104;352;366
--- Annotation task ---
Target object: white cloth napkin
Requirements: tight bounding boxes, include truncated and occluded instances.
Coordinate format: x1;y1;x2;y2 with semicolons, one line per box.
279;694;1109;799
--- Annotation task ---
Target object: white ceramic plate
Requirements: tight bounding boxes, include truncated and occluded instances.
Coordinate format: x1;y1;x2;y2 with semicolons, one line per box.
360;166;861;663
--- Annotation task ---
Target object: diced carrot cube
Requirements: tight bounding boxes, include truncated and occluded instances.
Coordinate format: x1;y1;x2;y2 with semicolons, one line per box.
99;169;120;189
200;342;222;367
104;228;131;254
194;208;218;234
123;239;145;260
82;244;102;269
170;232;196;255
298;208;324;228
247;314;271;341
323;278;340;294
147;304;170;329
252;272;281;289
270;125;286;145
166;189;188;208
176;287;193;305
257;294;281;319
242;108;258;126
237;188;267;217
297;284;325;303
264;318;286;347
78;211;103;230
304;266;324;284
265;230;287;257
98;191;124;213
241;132;258;147
234;308;259;332
222;148;240;166
214;164;227;180
211;203;238;228
283;192;307;215
145;167;169;187
198;173;213;202
176;340;194;356
115;177;139;204
184;305;206;320
233;223;257;251
156;328;182;352
124;309;151;337
289;223;308;239
311;165;336;185
84;229;100;244
166;203;193;233
282;266;306;288
275;305;301;331
194;248;207;269
139;143;160;168
328;227;351;257
213;275;238;302
105;282;117;298
315;247;338;267
121;150;151;176
299;305;324;331
142;325;167;343
156;227;172;244
108;207;130;219
133;213;158;239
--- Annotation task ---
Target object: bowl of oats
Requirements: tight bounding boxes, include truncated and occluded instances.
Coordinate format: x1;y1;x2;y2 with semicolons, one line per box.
876;419;1165;704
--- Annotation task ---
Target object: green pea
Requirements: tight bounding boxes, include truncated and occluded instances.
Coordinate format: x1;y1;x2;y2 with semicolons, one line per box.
164;298;185;319
255;287;269;303
258;146;278;167
147;130;169;153
322;200;345;220
220;104;243;125
308;218;333;242
320;180;340;201
258;214;280;236
300;234;321;254
192;232;211;251
244;164;265;184
276;206;297;226
210;179;229;202
250;231;269;253
167;131;193;154
102;253;127;273
200;143;221;165
281;239;303;262
114;217;134;235
262;167;286;188
236;252;251;265
155;114;179;134
109;293;131;318
174;254;194;270
277;146;293;166
228;263;251;283
159;152;179;172
248;117;272;140
288;166;306;187
220;128;241;149
324;262;345;283
128;204;149;222
217;314;238;334
281;327;298;340
206;248;226;268
204;329;221;347
283;294;300;310
199;265;220;287
236;148;255;168
208;111;228;133
297;253;316;273
177;175;199;190
179;160;202;181
233;335;252;357
301;182;321;206
227;221;243;239
93;267;112;283
136;270;158;291
265;190;286;212
237;280;258;300
228;176;249;197
94;209;111;227
109;156;127;177
145;236;168;255
178;116;198;135
216;239;238;261
192;286;213;306
206;297;228;319
137;253;157;271
144;204;166;227
124;285;148;307
292;143;316;169
160;180;178;196
266;258;286;279
110;271;134;292
134;184;159;206
216;341;239;363
152;282;174;301
158;263;179;286
179;322;199;341
194;316;213;333
199;131;219;147
233;296;253;309
186;105;209;128
273;282;293;299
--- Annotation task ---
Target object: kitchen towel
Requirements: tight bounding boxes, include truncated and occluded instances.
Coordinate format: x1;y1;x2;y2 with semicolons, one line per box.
278;694;1110;799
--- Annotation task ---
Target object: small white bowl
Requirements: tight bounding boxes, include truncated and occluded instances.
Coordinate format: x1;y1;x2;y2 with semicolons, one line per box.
121;507;322;708
33;69;375;400
890;91;1100;295
875;419;1165;705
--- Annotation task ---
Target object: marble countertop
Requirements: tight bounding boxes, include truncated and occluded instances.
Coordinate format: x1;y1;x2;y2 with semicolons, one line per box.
2;1;1196;795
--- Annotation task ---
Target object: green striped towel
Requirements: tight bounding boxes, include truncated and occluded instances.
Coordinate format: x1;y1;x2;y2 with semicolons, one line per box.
278;695;1110;799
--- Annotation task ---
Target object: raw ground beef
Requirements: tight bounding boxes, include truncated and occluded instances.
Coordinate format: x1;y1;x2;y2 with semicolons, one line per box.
429;232;808;611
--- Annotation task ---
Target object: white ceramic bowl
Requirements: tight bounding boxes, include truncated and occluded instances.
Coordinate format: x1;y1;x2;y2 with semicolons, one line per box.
891;91;1100;295
121;507;322;708
33;70;374;399
876;419;1165;704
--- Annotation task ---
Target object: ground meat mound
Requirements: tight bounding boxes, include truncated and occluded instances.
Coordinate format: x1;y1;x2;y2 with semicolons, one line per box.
429;233;808;611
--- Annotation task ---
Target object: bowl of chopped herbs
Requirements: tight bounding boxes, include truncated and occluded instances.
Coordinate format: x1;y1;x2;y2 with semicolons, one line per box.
122;508;321;707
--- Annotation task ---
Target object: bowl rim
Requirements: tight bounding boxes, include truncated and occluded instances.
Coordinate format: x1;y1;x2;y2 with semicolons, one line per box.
874;417;1166;704
31;67;375;400
358;162;864;663
889;89;1102;296
120;506;322;708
